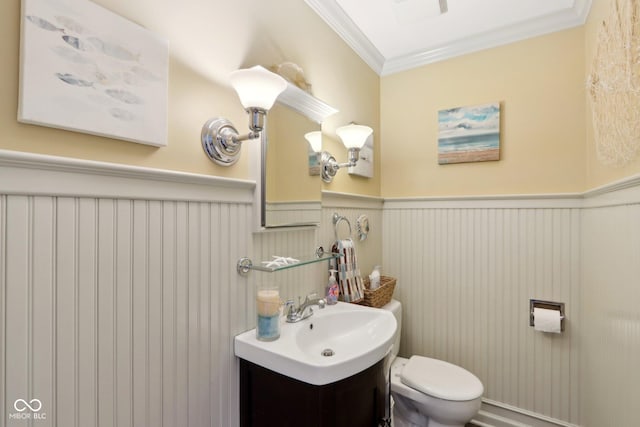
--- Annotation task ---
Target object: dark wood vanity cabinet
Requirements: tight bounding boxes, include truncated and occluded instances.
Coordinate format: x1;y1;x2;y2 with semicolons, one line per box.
239;358;387;427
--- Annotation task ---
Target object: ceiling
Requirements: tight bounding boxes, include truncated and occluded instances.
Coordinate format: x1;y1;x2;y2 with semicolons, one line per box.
304;0;593;76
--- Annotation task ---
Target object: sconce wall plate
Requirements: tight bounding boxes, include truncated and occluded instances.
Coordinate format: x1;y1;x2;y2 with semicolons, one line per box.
201;118;242;166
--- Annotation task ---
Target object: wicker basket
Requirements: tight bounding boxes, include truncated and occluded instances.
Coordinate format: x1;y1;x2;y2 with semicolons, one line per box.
357;275;396;308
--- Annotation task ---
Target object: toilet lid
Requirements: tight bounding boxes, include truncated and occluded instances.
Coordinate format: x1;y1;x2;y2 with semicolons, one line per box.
400;356;484;401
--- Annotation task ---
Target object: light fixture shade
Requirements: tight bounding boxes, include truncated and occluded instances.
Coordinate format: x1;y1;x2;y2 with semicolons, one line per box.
336;124;372;149
230;65;287;111
304;131;322;153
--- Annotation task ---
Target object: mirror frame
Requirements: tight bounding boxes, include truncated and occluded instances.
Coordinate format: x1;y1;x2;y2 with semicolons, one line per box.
260;82;338;228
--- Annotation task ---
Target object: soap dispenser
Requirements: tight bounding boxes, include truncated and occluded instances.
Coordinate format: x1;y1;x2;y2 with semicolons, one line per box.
326;270;339;305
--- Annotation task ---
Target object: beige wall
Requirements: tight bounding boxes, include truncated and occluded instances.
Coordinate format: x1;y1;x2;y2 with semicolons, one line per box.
584;0;640;188
380;28;586;197
1;0;380;195
380;1;640;199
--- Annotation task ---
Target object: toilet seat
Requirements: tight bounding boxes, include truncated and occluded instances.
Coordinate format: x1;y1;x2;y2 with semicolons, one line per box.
400;355;484;401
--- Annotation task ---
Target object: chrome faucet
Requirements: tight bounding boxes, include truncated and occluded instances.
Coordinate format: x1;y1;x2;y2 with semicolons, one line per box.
285;292;326;323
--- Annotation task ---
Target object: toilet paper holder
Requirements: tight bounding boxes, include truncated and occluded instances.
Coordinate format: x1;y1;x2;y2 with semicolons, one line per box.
529;299;565;331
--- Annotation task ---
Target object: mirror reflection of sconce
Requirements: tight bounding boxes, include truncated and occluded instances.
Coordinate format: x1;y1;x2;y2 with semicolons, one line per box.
304;131;323;153
320;124;373;183
304;130;322;176
305;130;323;172
201;66;287;166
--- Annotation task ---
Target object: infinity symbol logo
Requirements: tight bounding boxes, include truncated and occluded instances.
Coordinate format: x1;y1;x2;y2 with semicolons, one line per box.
14;399;42;412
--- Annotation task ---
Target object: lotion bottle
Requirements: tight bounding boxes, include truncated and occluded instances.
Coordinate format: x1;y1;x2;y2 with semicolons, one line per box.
369;265;381;290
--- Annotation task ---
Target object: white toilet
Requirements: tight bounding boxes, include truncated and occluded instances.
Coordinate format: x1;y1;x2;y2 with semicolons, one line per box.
382;299;484;427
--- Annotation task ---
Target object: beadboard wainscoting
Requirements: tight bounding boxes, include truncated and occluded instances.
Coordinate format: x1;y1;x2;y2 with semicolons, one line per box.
3;147;640;427
383;196;583;426
383;178;640;427
580;182;640;427
0;151;254;427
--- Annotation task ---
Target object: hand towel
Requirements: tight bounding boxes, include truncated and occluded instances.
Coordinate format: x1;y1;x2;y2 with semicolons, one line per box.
330;238;364;303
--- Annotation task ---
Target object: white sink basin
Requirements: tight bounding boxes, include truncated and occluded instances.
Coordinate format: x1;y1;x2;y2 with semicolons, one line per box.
234;301;397;385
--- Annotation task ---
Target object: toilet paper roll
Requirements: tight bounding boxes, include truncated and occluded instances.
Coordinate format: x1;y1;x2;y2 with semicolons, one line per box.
533;307;562;333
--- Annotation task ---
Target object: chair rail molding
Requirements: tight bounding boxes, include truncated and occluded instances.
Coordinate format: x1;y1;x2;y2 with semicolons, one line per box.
0;149;255;203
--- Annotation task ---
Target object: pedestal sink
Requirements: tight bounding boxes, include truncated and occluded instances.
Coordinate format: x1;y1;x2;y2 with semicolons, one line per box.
234;301;397;385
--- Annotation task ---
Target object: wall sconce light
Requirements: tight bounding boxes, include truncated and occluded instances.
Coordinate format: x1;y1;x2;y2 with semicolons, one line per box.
201;65;287;166
320;124;372;183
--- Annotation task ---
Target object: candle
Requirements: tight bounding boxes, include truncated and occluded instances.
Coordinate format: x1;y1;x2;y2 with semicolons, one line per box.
257;289;280;316
256;288;281;341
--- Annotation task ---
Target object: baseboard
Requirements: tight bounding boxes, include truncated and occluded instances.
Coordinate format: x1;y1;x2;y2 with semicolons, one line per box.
470;400;580;427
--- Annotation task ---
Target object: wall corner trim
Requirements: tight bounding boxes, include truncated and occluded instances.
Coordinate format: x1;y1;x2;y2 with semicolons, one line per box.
582;173;640;207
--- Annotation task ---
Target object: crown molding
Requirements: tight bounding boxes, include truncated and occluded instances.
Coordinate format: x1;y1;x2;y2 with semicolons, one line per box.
304;0;385;74
306;0;592;76
382;0;592;75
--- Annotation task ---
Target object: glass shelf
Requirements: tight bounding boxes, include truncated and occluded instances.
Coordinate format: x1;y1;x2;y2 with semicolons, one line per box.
237;249;338;275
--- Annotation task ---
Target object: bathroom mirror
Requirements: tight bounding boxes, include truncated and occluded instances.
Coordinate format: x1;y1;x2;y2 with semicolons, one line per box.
261;83;337;228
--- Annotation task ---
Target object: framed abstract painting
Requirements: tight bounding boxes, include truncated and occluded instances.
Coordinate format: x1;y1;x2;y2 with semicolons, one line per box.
19;0;169;146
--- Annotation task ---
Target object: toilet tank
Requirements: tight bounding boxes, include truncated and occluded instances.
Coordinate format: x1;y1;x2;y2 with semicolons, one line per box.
381;299;402;359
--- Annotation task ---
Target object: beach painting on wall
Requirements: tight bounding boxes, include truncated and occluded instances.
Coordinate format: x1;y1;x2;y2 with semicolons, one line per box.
18;0;169;146
438;103;501;164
